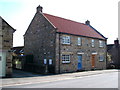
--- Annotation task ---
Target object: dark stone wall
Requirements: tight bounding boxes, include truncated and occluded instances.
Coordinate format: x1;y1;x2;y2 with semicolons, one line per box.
107;44;120;69
24;11;56;73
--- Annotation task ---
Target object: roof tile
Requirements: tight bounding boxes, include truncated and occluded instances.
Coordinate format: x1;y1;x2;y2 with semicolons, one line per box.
44;13;105;39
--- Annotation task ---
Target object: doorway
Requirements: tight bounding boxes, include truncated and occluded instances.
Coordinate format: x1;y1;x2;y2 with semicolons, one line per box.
91;55;95;68
78;55;82;70
0;52;6;77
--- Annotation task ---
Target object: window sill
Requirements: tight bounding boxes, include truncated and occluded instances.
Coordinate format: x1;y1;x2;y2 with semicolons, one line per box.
77;45;82;46
99;46;104;48
62;43;71;45
62;61;70;64
99;60;104;62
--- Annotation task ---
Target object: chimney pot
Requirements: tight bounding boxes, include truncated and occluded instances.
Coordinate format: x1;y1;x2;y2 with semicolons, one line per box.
37;5;43;12
85;20;90;25
114;38;119;47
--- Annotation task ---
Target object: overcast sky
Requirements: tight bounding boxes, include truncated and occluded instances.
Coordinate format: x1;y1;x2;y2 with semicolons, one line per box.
0;0;119;46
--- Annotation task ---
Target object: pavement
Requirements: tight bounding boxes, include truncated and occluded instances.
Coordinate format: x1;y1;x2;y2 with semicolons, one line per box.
12;69;43;78
1;69;118;87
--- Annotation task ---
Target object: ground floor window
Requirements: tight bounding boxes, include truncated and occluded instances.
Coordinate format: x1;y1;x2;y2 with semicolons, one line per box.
62;55;70;63
99;55;104;61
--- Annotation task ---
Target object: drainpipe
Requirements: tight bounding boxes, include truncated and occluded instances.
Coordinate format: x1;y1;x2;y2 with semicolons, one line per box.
105;40;107;69
58;33;61;73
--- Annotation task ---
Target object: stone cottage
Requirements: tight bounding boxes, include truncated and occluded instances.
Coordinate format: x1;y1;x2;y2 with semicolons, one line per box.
0;16;16;77
24;5;107;74
107;39;120;69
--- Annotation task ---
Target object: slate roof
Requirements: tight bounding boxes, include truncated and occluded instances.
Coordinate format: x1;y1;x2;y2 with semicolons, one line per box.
44;13;106;40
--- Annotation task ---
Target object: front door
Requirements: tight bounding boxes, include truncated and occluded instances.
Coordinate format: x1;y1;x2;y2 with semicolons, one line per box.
91;55;95;68
78;55;82;70
0;52;6;77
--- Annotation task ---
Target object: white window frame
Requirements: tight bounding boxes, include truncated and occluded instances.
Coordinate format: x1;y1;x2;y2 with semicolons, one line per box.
78;37;82;46
91;39;95;47
62;55;70;63
99;40;104;47
62;36;70;44
99;55;104;61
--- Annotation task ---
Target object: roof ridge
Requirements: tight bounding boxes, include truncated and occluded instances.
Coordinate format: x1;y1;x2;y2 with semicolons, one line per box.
43;13;85;25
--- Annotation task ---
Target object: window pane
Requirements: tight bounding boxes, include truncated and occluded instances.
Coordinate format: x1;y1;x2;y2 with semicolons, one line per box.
62;36;70;44
91;39;94;47
62;55;70;63
78;37;81;45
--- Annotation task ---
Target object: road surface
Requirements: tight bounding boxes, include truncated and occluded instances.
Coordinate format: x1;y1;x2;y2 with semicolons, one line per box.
3;71;118;88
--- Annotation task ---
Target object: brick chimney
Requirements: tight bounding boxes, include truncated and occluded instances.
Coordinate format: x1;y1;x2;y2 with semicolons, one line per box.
37;5;43;12
85;20;90;25
114;38;119;47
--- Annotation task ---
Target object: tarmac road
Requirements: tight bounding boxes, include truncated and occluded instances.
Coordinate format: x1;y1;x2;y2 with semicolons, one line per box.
2;70;118;88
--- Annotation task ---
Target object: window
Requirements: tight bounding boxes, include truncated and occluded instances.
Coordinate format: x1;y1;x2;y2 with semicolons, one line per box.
0;56;1;61
4;40;9;42
44;59;47;64
99;55;104;61
62;36;70;44
91;39;95;47
99;40;104;47
62;55;70;63
78;37;82;45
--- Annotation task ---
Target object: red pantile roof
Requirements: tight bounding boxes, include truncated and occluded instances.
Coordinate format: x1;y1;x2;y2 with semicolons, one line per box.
44;13;105;40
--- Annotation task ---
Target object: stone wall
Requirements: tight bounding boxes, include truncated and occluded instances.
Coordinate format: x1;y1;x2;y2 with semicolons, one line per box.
0;17;14;77
0;17;2;49
55;33;107;73
107;40;120;68
2;20;13;50
24;11;56;73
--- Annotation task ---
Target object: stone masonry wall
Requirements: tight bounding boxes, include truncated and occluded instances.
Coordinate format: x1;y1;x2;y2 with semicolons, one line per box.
24;11;56;73
0;18;14;77
55;33;107;73
0;17;2;49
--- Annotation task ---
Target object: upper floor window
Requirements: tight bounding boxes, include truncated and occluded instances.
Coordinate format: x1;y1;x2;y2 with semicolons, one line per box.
4;40;9;42
99;40;104;47
91;39;95;47
78;37;82;45
62;55;70;63
62;36;70;44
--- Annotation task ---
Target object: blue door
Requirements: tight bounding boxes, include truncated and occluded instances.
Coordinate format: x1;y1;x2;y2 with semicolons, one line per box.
78;55;82;70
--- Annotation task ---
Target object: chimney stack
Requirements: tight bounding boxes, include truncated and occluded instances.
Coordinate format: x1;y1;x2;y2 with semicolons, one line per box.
85;20;90;25
114;38;119;47
37;5;43;12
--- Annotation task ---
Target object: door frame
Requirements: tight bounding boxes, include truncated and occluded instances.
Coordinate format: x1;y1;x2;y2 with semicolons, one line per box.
91;52;97;68
91;54;95;68
77;55;82;70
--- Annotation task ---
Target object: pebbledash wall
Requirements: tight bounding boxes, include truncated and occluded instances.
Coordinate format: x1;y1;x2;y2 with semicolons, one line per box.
24;6;107;74
55;33;106;73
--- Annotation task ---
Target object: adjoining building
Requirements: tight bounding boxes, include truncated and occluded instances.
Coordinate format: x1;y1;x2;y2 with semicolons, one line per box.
107;39;120;69
12;46;24;70
0;16;16;77
24;5;107;74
